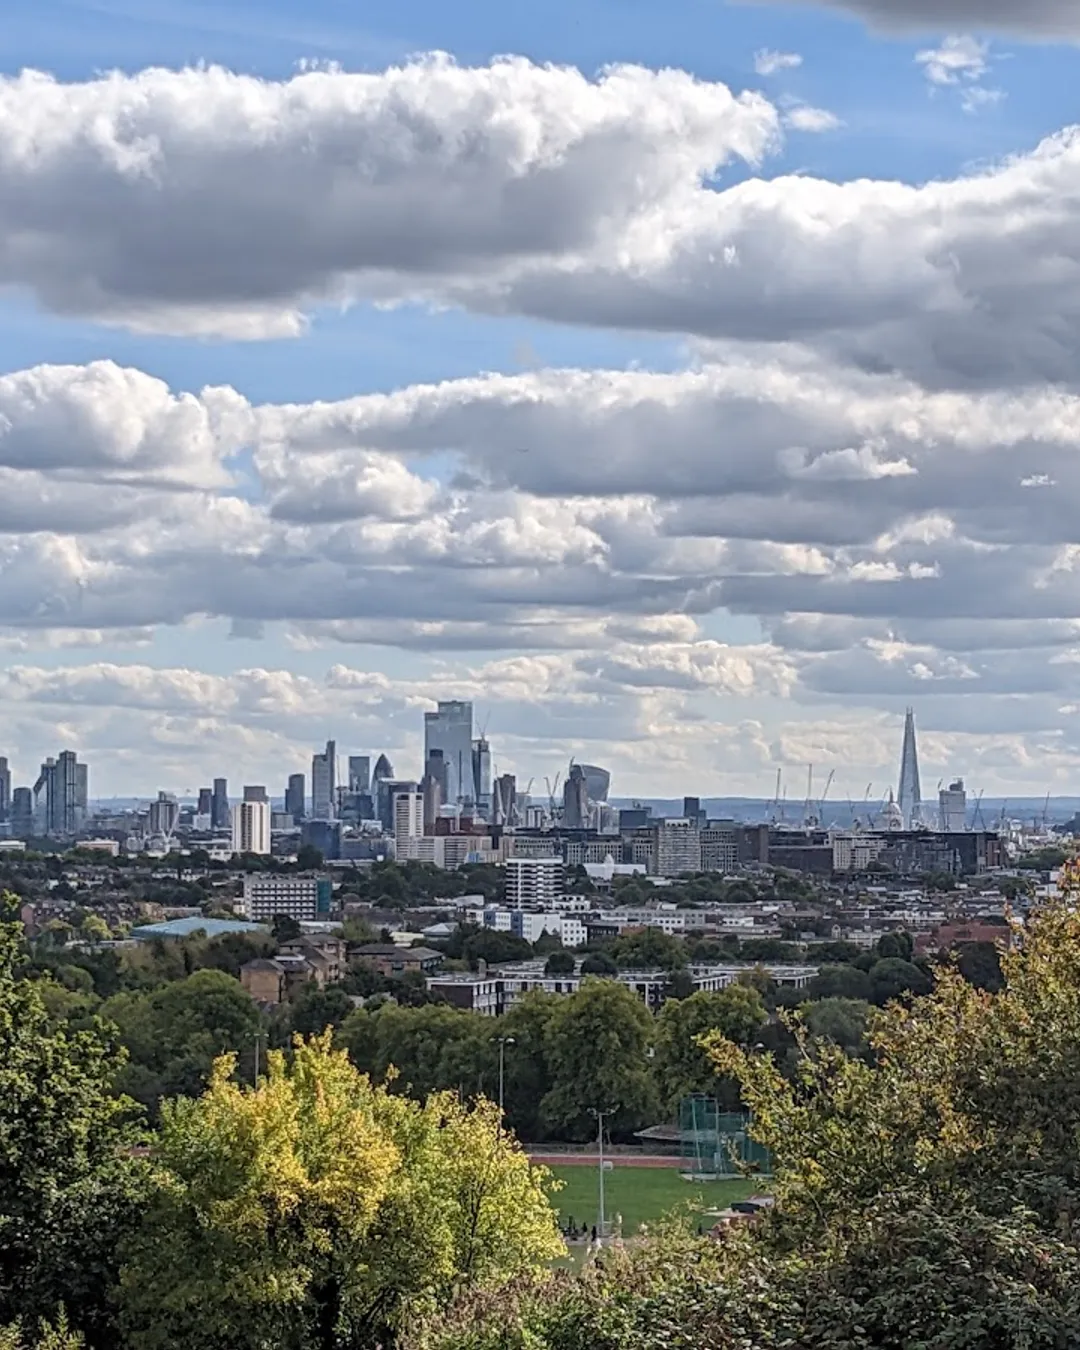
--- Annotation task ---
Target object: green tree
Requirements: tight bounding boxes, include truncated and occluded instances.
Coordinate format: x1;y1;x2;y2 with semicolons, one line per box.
119;1037;563;1349
543;950;575;976
541;981;659;1139
289;982;355;1037
270;912;303;943
953;939;1005;992
0;895;146;1344
806;963;872;1002
610;929;686;970
799;997;870;1058
654;986;766;1112
295;843;325;871
105;968;264;1115
875;929;914;961
868;956;931;1005
579;951;617;976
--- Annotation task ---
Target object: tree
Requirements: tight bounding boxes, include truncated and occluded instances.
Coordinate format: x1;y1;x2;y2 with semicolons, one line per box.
799;997;870;1058
0;895;146;1345
541;981;659;1139
544;950;575;976
104;968;264;1115
119;1037;563;1349
868;956;931;1005
289;982;355;1037
953;939;1004;992
78;914;111;943
270;912;302;943
875;929;914;961
806;963;872;1002
610;929;686;971
654;986;766;1111
579;951;617;976
294;843;325;871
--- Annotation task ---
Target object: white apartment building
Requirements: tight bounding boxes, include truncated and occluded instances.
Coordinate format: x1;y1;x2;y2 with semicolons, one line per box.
655;820;701;877
505;856;565;908
231;800;271;856
482;908;587;947
393;791;424;857
832;833;887;872
240;873;333;923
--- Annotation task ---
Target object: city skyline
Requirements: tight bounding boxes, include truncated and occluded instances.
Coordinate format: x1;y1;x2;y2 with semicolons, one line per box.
2;3;1080;800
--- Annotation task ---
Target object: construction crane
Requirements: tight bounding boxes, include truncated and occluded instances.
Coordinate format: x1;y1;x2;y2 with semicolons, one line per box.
972;789;986;830
544;773;562;814
804;763;815;827
818;769;836;825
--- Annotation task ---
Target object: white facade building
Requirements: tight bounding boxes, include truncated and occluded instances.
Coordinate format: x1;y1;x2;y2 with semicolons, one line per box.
939;780;968;832
240;873;331;922
232;799;271;856
655;820;702;877
393;791;424;857
506;856;564;909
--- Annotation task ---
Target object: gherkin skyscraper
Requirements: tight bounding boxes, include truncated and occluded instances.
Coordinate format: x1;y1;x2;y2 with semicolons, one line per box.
897;707;922;829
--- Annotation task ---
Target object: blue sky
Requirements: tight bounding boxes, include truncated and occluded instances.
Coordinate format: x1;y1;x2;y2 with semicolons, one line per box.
3;0;1080;800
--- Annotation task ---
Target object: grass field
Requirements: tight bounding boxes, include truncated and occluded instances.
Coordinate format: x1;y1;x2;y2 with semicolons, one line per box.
544;1164;757;1236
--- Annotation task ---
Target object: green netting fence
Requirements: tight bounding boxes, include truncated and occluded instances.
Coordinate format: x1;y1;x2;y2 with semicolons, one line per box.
678;1095;772;1179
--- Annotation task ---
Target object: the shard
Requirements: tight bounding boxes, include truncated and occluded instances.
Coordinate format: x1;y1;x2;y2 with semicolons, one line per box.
897;707;922;829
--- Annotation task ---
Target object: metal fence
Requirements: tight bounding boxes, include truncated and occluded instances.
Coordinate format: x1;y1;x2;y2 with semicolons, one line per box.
679;1095;772;1178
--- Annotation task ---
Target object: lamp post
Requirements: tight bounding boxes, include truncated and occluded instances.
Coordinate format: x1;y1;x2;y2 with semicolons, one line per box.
497;1035;516;1136
588;1105;617;1238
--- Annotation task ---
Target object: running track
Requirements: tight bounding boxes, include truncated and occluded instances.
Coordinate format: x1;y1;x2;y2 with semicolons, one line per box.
528;1153;683;1168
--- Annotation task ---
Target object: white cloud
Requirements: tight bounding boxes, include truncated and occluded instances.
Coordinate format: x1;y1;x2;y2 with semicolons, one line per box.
0;58;778;337
916;34;989;86
754;49;804;75
783;105;843;132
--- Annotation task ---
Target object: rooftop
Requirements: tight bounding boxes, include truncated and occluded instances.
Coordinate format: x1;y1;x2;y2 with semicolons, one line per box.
131;916;266;940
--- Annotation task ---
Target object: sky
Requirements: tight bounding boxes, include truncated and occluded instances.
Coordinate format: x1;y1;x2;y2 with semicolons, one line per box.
3;0;1080;803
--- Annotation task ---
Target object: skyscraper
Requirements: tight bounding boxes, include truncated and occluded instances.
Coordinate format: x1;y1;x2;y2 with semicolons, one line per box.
471;736;491;813
285;773;305;821
393;789;424;858
348;756;370;794
939;779;967;832
33;751;87;836
197;787;213;818
897;707;923;830
0;757;10;823
493;773;517;826
147;792;180;836
211;778;230;830
424;701;473;805
312;740;336;819
563;763;589;829
10;787;32;837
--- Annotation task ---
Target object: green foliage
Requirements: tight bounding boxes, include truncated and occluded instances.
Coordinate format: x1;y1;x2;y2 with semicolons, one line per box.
579;951;617;976
540;981;659;1139
118;1037;563;1350
544;950;575;976
610;928;686;971
806;963;872;1001
0;894;146;1344
0;1314;85;1350
104;967;264;1116
653;987;766;1110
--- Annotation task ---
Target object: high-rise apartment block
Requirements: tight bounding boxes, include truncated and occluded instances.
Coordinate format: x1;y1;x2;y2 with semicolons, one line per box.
424;701;473;805
147;792;179;836
393;790;424;858
506;856;565;909
232;799;271;855
312;740;336;819
939;779;967;832
33;751;87;837
655;819;701;877
0;757;10;823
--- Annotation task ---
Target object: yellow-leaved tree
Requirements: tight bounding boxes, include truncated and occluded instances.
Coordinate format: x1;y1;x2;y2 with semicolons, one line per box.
118;1034;563;1350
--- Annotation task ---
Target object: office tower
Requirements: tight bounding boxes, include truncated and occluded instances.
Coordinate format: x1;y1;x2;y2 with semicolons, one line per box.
563;763;589;829
939;779;967;832
10;787;32;837
393;790;424;858
232;798;271;855
243;785;269;803
897;707;923;829
493;773;517;826
311;740;336;819
372;754;394;827
471;736;491;813
147;792;180;836
683;795;706;825
424;748;448;798
285;773;305;821
421;767;443;834
348;755;370;794
211;778;230;830
0;757;9;822
379;780;417;832
301;818;342;861
506;857;564;909
75;761;88;821
581;765;611;803
423;701;473;804
197;787;213;818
